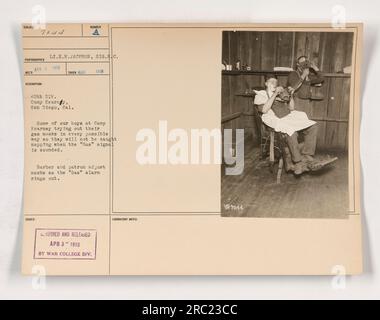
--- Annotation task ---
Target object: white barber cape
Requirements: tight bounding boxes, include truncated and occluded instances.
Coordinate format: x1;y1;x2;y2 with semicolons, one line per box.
254;90;316;136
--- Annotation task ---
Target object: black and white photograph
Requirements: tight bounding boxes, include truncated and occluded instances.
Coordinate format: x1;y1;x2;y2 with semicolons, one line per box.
221;30;354;219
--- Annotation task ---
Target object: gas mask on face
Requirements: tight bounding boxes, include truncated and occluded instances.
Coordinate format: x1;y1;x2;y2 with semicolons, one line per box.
277;87;291;102
298;59;311;70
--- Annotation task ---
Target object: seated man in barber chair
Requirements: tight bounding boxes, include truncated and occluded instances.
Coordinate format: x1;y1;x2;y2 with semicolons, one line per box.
254;75;336;175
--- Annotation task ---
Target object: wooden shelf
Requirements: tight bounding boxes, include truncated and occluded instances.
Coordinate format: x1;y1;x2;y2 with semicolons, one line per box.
222;70;351;78
222;112;241;123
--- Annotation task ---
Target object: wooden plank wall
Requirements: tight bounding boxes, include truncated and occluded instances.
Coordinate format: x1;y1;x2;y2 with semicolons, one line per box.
221;31;354;151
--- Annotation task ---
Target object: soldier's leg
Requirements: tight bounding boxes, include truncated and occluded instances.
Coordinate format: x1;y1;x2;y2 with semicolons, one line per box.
286;132;302;163
301;124;318;157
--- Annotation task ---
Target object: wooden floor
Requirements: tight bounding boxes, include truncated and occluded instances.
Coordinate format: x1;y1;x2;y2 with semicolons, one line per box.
221;142;349;219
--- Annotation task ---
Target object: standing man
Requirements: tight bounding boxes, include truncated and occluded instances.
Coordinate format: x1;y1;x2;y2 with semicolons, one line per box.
287;56;324;117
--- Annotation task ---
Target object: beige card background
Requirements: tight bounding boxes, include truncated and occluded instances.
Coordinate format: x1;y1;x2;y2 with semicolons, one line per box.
112;28;221;213
22;23;362;275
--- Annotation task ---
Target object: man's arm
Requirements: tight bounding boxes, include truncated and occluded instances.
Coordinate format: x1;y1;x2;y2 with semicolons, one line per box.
254;88;282;113
288;95;295;111
261;91;278;113
309;71;324;85
287;69;309;94
309;62;325;85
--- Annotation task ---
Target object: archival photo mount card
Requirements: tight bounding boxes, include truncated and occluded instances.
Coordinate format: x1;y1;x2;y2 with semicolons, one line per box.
21;23;363;275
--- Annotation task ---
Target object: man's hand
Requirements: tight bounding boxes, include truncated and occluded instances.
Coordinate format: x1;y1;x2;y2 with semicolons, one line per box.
301;68;310;80
261;87;282;114
274;86;284;96
289;94;295;111
310;62;320;72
